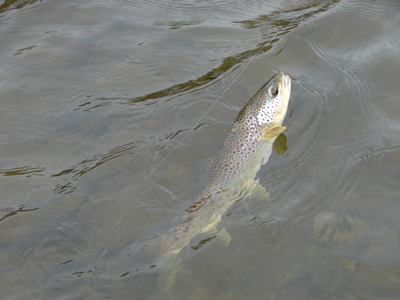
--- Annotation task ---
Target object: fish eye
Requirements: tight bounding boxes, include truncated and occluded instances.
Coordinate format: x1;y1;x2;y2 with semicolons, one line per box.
269;86;279;97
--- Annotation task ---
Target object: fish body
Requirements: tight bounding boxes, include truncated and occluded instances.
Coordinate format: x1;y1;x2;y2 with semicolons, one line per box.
161;72;291;255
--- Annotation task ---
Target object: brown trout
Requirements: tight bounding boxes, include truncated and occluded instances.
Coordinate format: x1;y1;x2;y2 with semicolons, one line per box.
161;71;291;255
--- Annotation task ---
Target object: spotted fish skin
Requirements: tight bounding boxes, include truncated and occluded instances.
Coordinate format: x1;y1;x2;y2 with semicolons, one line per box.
161;72;291;255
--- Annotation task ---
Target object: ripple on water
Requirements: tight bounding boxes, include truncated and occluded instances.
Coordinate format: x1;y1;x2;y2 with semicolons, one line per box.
257;0;400;235
335;0;393;24
116;0;268;14
305;0;398;139
308;40;380;116
0;204;39;223
50;140;143;195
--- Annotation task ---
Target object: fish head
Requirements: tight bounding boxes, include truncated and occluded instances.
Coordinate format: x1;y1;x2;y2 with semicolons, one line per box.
252;71;291;128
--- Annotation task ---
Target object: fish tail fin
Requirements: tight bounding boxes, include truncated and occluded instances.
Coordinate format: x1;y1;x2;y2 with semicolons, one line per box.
155;253;182;294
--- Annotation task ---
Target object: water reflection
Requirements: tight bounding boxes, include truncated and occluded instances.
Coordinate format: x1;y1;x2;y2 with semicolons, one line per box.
130;1;336;105
0;0;38;13
0;205;38;222
0;166;45;177
51;141;141;194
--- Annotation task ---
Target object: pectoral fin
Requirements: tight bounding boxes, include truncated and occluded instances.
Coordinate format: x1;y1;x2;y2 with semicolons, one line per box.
262;125;286;139
217;228;232;247
243;180;270;200
251;181;270;200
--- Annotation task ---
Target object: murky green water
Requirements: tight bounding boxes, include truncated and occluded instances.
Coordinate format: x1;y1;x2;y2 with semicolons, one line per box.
1;0;400;299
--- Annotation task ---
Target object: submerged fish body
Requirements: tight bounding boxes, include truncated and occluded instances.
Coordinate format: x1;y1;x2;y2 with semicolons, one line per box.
161;72;291;255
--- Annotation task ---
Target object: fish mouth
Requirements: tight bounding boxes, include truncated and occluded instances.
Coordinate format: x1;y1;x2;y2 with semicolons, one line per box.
283;74;291;95
275;72;291;96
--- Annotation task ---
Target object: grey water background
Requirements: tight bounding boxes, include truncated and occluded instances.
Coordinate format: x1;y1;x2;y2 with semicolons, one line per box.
1;0;400;299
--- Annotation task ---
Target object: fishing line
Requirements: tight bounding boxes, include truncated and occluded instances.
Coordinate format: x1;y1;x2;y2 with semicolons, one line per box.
144;10;300;181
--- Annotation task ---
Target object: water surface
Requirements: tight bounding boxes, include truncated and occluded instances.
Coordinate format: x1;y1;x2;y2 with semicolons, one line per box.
1;0;400;299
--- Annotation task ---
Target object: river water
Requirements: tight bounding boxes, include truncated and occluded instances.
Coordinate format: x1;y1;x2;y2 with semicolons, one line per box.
1;0;400;299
